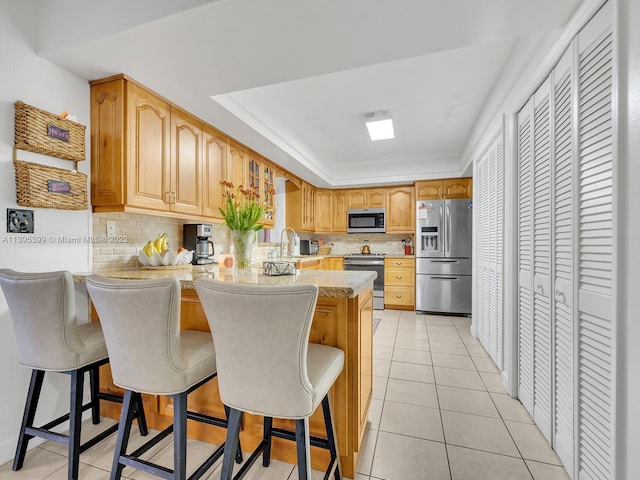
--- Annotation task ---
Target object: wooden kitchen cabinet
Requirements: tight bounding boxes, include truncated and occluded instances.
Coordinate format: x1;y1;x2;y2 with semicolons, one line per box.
325;257;344;270
346;188;386;209
91;75;203;217
285;179;316;232
226;140;247;191
315;189;333;233
415;178;472;200
333;190;347;233
386;186;415;232
384;257;415;310
202;125;227;219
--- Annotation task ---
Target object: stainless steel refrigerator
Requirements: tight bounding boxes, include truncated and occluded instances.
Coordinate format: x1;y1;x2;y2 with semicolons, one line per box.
415;198;472;314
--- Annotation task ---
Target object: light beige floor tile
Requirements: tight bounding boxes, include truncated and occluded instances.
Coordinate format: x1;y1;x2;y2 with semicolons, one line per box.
429;342;470;356
441;410;519;457
434;366;486;391
459;332;481;346
384;378;439;408
424;316;455;326
398;310;424;323
396;324;429;340
373;358;391;377
431;352;477;371
377;310;401;322
373;345;393;361
370;432;450;480
526;460;571;480
37;417;119;456
389;361;434;383
129;437;222;479
392;347;432;365
374;325;398;337
465;343;491;358
472;356;500;373
354;474;370;480
0;447;67;479
373;335;395;348
80;425;167;473
437;385;500;418
427;325;459;335
367;398;383;430
394;337;430;351
355;427;378;475
505;421;563;465
448;445;533;480
379;400;444;442
479;372;507;393
490;393;533;424
452;317;472;329
372;375;388;400
208;457;295;480
428;333;465;345
45;462;112;480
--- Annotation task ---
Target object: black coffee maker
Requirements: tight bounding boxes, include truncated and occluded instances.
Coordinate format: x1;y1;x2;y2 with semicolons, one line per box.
183;224;214;265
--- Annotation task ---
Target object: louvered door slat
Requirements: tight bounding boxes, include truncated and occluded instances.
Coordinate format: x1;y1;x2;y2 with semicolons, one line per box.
553;61;574;471
577;14;614;479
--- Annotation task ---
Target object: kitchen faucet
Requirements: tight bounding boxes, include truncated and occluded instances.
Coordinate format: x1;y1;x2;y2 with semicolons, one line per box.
280;227;297;258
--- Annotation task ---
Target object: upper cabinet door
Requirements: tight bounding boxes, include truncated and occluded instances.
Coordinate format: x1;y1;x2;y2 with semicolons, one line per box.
227;140;247;190
366;188;386;208
415;180;443;200
202;125;227;219
315;189;333;233
443;178;473;198
126;83;171;211
333;190;347;233
170;107;203;215
386;186;414;232
346;189;367;209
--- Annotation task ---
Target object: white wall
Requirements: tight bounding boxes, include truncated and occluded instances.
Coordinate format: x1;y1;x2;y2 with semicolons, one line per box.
0;1;93;464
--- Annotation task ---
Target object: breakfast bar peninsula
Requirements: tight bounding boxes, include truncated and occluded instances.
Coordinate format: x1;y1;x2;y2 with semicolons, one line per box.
80;266;375;478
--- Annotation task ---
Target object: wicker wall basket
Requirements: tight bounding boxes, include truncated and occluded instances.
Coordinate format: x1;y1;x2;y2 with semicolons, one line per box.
14;160;88;210
14;101;86;162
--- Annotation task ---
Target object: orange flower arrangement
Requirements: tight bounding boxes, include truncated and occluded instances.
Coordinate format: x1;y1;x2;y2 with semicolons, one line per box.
219;181;275;231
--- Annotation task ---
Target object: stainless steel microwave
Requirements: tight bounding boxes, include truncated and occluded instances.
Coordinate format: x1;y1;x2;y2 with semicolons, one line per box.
347;208;386;233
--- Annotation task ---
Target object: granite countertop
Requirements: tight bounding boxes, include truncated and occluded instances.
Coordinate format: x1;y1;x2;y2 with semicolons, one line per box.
74;266;375;298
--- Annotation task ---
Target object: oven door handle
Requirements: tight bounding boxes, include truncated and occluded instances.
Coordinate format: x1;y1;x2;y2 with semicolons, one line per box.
344;261;384;267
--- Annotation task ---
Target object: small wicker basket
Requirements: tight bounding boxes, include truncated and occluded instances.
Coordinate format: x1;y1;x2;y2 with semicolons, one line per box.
14;101;86;162
14;160;88;210
318;246;332;255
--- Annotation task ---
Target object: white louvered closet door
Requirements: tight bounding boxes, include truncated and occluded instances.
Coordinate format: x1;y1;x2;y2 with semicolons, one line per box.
517;99;534;415
476;135;504;369
552;47;574;472
576;5;614;480
532;79;553;441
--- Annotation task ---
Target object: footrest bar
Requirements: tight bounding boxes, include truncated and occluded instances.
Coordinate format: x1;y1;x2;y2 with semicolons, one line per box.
186;410;229;429
78;422;120;454
232;440;267;480
270;427;330;449
129;425;174;458
187;443;226;480
119;455;173;480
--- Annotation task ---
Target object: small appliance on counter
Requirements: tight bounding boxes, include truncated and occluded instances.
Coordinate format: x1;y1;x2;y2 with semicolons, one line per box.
183;223;215;265
299;239;319;255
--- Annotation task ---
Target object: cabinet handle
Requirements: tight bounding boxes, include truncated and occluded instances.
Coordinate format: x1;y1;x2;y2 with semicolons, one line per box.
396;275;402;279
396;261;402;265
396;294;402;298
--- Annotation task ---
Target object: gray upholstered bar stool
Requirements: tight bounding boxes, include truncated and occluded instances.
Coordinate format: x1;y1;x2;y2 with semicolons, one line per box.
86;275;241;480
0;269;147;480
194;280;344;480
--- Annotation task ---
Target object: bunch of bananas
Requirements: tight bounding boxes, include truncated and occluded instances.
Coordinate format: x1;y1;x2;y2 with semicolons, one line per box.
142;233;168;257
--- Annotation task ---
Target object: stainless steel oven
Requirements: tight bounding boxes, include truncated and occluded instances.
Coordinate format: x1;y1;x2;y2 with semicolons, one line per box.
343;254;385;310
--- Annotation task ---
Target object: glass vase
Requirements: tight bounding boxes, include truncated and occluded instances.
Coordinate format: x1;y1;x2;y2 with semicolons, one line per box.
231;230;257;271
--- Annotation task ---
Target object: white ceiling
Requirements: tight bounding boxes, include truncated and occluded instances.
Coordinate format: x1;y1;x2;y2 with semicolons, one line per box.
36;0;581;187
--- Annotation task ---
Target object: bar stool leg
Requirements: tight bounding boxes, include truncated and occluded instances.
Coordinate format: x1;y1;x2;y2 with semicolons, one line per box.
173;393;188;480
134;394;148;436
262;416;273;467
68;370;85;480
321;395;342;480
89;366;101;425
110;390;137;480
13;370;45;471
224;404;243;464
220;408;242;480
294;418;311;480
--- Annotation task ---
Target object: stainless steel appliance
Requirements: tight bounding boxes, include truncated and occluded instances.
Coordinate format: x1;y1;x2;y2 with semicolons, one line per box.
299;239;319;255
344;254;385;310
183;223;215;265
347;208;386;233
415;198;472;314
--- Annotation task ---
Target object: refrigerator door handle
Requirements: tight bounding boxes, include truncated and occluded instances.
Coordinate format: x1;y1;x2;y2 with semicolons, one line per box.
432;276;459;280
446;203;451;253
440;204;444;253
430;259;458;263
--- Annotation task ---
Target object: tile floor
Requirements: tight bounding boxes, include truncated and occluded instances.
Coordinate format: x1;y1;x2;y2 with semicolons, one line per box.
0;310;571;480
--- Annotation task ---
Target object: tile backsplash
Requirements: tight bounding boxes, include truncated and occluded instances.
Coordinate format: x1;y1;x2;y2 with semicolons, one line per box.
92;212;414;271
